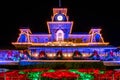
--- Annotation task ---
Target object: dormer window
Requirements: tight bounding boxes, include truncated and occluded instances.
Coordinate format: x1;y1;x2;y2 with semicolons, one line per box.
56;29;64;41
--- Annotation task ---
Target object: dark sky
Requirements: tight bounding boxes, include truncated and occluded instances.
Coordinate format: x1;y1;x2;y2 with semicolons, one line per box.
0;0;120;48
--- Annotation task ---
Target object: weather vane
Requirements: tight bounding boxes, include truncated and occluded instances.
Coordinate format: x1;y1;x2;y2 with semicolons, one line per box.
59;0;61;7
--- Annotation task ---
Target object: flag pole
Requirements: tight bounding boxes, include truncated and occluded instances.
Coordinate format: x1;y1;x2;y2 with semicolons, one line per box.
59;0;61;7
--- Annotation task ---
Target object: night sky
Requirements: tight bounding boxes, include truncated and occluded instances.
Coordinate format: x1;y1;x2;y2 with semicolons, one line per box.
0;0;120;49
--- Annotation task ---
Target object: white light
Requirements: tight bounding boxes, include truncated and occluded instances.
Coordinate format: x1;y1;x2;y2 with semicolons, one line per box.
68;54;71;57
82;54;86;57
49;54;52;57
64;54;67;57
57;15;63;21
34;53;38;57
53;54;56;56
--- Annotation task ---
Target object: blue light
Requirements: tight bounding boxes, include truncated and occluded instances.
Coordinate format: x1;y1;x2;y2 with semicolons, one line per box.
18;34;28;42
95;34;101;42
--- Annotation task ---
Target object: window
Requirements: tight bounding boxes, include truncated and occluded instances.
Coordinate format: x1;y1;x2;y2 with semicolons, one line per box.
56;29;64;41
18;34;28;42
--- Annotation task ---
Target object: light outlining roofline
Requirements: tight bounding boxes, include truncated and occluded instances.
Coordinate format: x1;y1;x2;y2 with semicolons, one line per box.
90;29;105;43
47;21;73;34
30;34;51;36
53;8;67;15
12;41;109;47
17;32;30;43
69;34;91;36
89;29;101;34
19;29;32;34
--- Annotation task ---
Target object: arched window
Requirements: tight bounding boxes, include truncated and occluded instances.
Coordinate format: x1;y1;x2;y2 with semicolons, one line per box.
18;34;28;42
93;34;101;42
95;34;101;42
56;29;64;41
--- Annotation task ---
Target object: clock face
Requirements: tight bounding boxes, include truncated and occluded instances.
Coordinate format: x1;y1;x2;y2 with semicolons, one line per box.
57;15;63;21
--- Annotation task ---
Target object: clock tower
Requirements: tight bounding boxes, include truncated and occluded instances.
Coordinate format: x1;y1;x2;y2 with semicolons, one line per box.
47;8;73;42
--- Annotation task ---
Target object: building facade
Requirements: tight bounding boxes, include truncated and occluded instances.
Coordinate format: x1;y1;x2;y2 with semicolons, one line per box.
0;8;120;61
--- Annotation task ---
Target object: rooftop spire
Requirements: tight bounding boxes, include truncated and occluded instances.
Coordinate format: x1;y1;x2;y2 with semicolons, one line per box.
59;0;61;7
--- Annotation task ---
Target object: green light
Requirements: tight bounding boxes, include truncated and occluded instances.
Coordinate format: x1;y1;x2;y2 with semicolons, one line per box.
19;71;25;74
32;78;38;80
100;70;105;74
68;69;94;80
69;69;79;73
47;69;55;72
27;72;42;80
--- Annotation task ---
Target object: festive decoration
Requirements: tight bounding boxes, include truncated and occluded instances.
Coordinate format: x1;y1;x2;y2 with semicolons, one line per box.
0;68;120;80
10;6;118;62
38;51;47;59
72;50;82;60
55;50;63;59
41;70;79;79
89;50;100;60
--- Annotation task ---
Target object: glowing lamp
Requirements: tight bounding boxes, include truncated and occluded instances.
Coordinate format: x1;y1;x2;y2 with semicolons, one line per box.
53;54;56;56
34;53;38;57
64;54;67;57
68;54;71;57
49;54;52;57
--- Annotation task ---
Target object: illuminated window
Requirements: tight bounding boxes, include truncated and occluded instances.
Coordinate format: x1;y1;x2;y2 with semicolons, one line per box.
93;34;101;42
56;29;64;41
58;33;62;36
18;34;28;42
